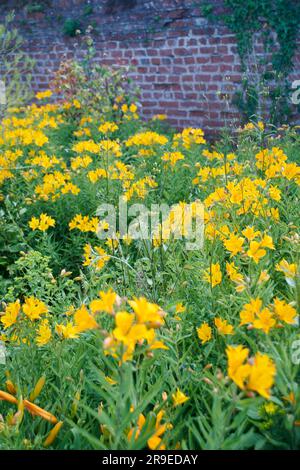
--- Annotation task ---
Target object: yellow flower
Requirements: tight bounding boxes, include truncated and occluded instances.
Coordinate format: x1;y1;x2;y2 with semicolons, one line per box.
1;300;20;329
98;121;118;134
90;289;117;314
125;131;168;147
269;185;281;201
175;302;186;314
275;259;297;286
72;139;100;154
147;411;171;450
276;259;297;276
263;402;277;415
129;103;137;113
55;322;79;339
113;311;135;342
203;263;222;287
152;114;167;121
174;302;186;320
121;233;132;245
214;317;234;335
197;323;212;344
149;338;169;351
173;127;206;148
71;155;92;171
247;241;266;263
226;261;246;292
23;297;48;321
73;99;81;109
282;162;300;180
226;345;251;390
240;298;262;325
172;389;189;406
61;182;80;195
273;298;297;325
28;216;39;230
253;308;276;334
260;234;275;250
224;233;245;256
247;353;276;399
74;305;98;332
102;294;167;362
35;131;49;146
242;121;264;132
258;270;270;284
162;151;185;167
226;346;276;399
226;346;276;398
242;226;261;241
226;261;243;279
29;213;55;232
36;90;52;100
69;214;93;232
99;139;122;157
83;244;110;271
269;207;280;220
128;410;171;450
128;297;165;327
36;319;52;346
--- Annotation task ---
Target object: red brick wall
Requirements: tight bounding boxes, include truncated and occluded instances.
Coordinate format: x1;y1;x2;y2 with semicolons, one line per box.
1;0;300;132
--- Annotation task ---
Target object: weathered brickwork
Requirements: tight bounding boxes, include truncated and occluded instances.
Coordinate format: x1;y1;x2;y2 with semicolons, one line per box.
1;0;299;132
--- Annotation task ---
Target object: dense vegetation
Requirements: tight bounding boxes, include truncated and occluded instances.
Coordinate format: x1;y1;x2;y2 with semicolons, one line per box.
0;4;300;450
0;84;299;449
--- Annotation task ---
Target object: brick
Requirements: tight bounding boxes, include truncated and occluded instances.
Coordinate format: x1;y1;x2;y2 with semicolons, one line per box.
2;0;298;134
196;56;210;64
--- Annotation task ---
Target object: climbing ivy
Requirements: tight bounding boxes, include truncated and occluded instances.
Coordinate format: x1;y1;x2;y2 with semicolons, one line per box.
202;0;300;124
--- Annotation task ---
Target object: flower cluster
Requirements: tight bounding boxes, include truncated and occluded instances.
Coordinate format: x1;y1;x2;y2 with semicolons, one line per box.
29;213;55;231
101;295;168;362
226;345;276;399
1;83;300;450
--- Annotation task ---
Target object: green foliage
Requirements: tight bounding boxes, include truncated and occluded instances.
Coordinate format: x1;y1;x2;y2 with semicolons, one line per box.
202;0;300;124
62;18;82;37
4;250;56;301
0;196;29;290
26;2;48;14
51;30;139;117
83;5;93;17
201;3;214;21
0;48;299;449
0;12;35;116
221;0;299;71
